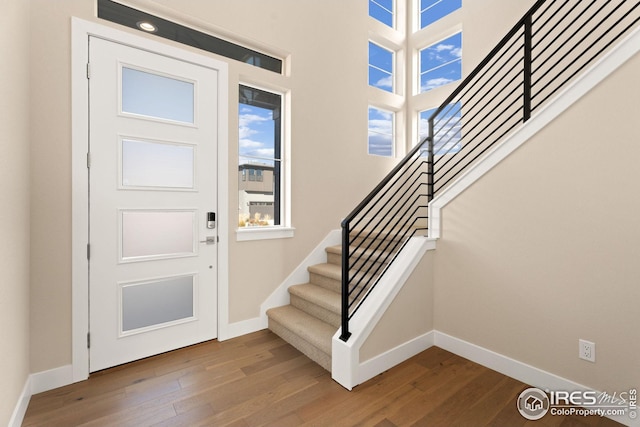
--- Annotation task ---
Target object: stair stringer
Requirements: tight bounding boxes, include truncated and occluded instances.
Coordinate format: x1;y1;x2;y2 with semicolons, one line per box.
429;25;640;239
332;237;436;390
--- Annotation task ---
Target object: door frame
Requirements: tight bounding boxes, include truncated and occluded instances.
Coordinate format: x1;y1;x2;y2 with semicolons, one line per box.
72;18;229;382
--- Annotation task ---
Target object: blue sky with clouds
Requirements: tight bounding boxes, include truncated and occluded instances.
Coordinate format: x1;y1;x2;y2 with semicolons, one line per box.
368;0;462;156
420;0;462;28
369;42;393;92
368;106;394;157
369;0;394;27
420;32;462;92
419;102;462;155
238;104;276;166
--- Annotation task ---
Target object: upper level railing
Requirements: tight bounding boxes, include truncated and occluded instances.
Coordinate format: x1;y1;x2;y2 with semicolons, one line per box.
340;0;639;341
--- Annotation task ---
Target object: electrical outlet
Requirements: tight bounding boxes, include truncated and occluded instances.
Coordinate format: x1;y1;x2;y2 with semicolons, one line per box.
579;339;596;362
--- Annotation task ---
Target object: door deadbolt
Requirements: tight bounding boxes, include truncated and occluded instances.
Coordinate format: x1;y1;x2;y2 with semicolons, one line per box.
207;212;216;229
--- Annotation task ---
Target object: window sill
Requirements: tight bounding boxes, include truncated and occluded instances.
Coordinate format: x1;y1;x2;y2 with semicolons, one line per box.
236;226;295;241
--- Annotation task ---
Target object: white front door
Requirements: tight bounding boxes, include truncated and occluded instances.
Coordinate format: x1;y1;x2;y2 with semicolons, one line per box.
88;37;219;372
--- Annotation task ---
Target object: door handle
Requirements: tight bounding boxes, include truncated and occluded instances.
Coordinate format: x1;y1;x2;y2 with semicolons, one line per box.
200;236;216;245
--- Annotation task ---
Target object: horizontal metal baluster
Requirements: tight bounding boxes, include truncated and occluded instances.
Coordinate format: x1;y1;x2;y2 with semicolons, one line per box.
340;0;638;341
532;0;588;51
435;108;523;193
434;82;524;187
532;1;614;81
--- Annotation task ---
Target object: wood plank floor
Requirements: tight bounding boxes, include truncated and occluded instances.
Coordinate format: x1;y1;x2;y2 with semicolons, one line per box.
23;330;621;426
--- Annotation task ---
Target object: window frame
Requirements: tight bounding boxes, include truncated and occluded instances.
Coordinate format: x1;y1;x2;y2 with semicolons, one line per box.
236;83;294;241
418;0;462;30
369;41;396;94
369;0;396;29
418;31;462;94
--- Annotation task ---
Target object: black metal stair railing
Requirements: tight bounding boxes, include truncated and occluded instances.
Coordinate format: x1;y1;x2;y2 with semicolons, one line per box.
340;140;430;341
340;0;639;341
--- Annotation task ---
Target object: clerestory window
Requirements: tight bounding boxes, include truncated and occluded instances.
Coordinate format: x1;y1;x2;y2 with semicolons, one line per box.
419;0;461;29
368;106;395;157
419;32;462;93
419;102;462;155
369;42;395;93
369;0;395;28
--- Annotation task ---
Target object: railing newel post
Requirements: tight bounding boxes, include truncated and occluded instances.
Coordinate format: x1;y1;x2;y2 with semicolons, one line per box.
340;221;351;342
523;14;533;122
427;119;435;203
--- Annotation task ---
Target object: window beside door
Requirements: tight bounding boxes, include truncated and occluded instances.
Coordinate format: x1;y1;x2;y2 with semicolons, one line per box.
238;84;291;235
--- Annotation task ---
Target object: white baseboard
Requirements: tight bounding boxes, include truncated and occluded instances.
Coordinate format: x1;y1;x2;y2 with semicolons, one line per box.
8;364;75;427
332;237;437;390
337;329;635;425
434;331;637;427
12;333;634;426
8;377;31;427
435;331;589;390
30;364;74;394
220;316;266;341
358;331;434;385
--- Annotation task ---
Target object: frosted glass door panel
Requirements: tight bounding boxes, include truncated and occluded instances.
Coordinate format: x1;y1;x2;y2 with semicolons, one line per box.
121;210;195;260
89;37;219;372
122;139;195;189
121;275;195;333
121;67;195;123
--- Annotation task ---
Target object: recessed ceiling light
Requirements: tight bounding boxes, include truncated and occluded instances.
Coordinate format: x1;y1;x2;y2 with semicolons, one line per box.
136;21;157;32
